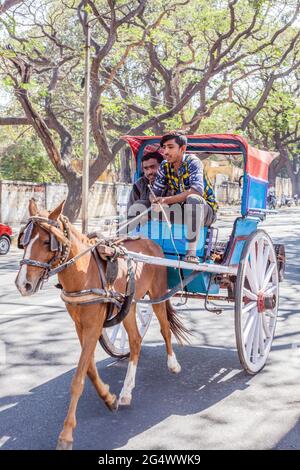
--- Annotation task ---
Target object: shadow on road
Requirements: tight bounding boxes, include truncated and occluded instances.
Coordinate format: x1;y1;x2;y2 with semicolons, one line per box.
0;344;253;450
274;420;300;450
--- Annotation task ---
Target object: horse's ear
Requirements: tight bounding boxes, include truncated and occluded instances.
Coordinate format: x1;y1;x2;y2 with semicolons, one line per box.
49;200;65;221
29;198;38;216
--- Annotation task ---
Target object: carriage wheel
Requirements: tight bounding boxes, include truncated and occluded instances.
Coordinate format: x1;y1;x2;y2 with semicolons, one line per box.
235;230;279;374
99;299;153;358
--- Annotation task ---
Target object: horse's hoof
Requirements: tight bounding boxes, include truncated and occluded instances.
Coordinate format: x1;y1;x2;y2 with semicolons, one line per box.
56;438;73;451
167;354;181;374
169;363;181;374
118;394;132;406
105;395;119;412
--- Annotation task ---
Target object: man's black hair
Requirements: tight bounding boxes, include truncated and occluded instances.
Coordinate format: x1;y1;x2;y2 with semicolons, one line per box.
141;151;163;165
160;131;188;148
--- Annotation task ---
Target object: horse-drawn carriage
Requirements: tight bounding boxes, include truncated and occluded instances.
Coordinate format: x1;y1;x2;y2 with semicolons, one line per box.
100;134;285;375
15;133;286;449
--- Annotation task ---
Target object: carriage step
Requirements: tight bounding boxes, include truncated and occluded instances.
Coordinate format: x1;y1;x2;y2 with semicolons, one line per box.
210;241;228;263
214;241;228;251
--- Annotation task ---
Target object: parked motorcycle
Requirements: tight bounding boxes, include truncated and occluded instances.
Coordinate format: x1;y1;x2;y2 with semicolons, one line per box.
279;195;294;207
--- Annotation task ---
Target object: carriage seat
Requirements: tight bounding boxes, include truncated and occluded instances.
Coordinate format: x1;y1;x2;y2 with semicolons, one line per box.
131;219;214;261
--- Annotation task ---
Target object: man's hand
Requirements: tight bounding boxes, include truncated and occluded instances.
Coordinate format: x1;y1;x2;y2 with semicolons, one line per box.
152;196;165;204
151;200;169;213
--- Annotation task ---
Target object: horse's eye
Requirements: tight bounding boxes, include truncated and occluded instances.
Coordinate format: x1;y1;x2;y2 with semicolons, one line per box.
43;240;50;246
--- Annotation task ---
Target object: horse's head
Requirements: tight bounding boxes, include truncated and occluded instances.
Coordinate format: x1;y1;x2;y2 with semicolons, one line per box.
15;199;69;296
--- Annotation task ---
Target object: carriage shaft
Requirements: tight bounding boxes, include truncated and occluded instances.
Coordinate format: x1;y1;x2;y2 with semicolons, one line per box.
173;292;235;302
126;250;238;275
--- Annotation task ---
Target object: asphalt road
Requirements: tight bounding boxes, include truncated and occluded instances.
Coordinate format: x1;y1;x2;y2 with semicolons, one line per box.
0;208;299;450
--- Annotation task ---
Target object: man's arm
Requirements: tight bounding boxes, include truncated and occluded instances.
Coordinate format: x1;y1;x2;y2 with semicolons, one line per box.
127;183;141;209
188;156;204;196
154;188;201;205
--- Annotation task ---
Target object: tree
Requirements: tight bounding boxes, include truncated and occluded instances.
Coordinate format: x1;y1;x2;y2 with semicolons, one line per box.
0;0;300;219
237;80;300;194
0;133;62;182
0;0;24;16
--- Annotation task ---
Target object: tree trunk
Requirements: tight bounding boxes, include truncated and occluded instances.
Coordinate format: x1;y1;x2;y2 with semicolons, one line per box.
269;160;277;186
273;135;299;196
291;172;300;196
63;176;82;222
120;147;132;183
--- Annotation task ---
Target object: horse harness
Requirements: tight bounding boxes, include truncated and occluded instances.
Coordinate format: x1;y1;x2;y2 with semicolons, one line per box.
18;215;135;328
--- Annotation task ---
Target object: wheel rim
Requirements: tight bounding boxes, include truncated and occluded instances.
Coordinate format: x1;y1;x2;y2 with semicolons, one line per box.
100;300;153;357
0;238;9;253
236;231;279;373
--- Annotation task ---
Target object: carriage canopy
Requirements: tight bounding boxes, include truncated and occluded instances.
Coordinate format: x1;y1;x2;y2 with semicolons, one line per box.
122;133;277;216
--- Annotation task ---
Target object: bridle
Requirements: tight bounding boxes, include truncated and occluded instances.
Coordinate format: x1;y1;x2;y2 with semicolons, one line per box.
18;215;71;277
17;214;135;328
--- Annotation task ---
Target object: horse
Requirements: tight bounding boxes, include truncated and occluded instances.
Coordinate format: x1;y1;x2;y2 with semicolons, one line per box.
15;199;190;450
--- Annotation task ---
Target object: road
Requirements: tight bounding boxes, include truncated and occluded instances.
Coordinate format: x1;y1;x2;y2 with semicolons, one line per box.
0;208;299;450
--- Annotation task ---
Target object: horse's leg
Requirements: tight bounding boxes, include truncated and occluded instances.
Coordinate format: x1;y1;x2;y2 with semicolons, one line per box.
75;323;117;411
56;325;101;450
151;301;181;374
87;358;118;411
118;304;142;406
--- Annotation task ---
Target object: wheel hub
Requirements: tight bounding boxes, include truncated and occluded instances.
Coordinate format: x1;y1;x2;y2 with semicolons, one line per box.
0;240;8;250
257;292;276;313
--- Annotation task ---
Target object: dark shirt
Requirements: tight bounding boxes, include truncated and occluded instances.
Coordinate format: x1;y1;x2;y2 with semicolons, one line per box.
127;176;152;211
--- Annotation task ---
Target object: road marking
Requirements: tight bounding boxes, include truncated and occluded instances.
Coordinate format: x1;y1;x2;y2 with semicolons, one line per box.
0;436;11;448
0;403;17;413
217;369;241;382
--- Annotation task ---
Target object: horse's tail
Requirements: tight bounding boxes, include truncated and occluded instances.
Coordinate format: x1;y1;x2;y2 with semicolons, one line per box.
165;299;192;345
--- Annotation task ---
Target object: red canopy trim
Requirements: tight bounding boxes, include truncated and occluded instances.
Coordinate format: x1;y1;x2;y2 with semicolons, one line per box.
246;146;277;181
122;136;161;159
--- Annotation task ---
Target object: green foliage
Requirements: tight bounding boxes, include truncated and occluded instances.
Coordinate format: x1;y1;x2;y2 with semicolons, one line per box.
0;136;62;183
0;0;299;186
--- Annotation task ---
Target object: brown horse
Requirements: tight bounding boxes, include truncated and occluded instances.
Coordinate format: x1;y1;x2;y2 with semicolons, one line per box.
15;199;189;450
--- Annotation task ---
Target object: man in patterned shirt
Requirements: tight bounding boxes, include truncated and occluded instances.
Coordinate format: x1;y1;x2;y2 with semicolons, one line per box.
150;132;218;263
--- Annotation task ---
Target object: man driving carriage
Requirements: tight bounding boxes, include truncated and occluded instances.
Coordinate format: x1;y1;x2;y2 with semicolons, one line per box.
150;131;218;264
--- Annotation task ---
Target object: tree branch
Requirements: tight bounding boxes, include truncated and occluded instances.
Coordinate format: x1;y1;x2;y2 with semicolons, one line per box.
0;0;24;15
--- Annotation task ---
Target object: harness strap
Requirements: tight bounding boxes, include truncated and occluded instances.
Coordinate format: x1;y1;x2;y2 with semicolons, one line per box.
61;291;123;309
20;259;51;270
103;250;135;328
49;243;98;277
29;216;61;228
92;246;107;289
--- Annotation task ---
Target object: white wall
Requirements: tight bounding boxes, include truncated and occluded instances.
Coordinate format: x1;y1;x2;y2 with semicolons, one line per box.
0;180;132;224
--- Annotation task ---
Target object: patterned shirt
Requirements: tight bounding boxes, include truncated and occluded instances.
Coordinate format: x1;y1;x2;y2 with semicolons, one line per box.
152;154;218;212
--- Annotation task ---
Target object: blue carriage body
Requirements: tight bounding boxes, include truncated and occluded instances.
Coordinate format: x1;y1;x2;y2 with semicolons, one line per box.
124;134;275;294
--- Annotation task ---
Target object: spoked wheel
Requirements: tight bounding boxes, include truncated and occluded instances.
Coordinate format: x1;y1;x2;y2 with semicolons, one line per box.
99;299;153;358
235;230;279;374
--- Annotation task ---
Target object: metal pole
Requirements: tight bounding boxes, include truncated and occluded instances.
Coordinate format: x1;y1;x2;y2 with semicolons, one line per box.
82;18;90;234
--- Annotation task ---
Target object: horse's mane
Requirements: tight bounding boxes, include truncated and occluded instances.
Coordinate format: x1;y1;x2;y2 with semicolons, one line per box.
39;209;98;247
69;222;98;247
